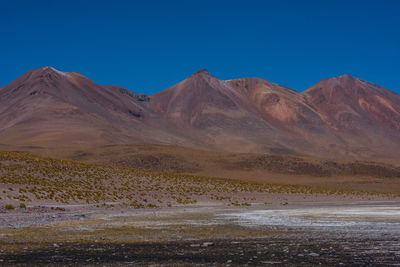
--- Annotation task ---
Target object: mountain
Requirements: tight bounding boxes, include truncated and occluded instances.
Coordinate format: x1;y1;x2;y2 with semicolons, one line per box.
304;74;400;132
0;67;179;147
224;77;356;158
0;67;399;163
303;74;400;160
150;69;301;153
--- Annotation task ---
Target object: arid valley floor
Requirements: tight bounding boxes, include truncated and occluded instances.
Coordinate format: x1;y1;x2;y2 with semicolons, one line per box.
1;202;400;266
0;148;400;266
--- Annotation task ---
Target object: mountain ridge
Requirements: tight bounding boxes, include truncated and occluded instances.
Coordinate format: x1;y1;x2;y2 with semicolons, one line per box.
1;67;399;163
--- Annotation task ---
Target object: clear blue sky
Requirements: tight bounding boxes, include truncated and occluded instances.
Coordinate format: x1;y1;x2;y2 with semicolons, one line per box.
1;0;399;95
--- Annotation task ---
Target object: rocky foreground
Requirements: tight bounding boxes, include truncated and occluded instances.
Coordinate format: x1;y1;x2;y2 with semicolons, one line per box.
0;204;399;266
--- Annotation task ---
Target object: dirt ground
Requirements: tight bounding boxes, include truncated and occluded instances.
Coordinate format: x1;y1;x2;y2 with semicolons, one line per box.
0;203;399;266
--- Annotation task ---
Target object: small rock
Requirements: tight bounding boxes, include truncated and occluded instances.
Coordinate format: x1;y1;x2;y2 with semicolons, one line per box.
309;252;319;257
190;244;200;247
202;242;214;247
297;254;304;257
53;243;59;248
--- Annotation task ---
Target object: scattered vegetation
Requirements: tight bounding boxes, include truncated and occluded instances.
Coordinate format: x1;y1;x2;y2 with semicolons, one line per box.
232;155;400;177
107;153;200;173
0;150;397;208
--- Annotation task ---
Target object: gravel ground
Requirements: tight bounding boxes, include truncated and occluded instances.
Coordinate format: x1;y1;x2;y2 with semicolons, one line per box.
1;233;399;266
0;203;399;266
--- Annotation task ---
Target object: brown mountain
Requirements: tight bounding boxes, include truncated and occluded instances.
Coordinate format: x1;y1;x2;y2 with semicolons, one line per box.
303;74;400;161
1;67;399;163
150;69;302;153
224;77;357;158
0;67;179;147
304;74;400;132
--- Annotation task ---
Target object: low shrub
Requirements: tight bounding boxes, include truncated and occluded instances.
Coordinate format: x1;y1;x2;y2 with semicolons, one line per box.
5;204;14;210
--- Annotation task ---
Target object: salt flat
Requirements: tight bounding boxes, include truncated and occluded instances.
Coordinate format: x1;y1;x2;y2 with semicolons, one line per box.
220;204;400;228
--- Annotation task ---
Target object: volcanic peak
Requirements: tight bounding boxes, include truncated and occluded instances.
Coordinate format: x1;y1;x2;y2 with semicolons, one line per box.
191;68;210;75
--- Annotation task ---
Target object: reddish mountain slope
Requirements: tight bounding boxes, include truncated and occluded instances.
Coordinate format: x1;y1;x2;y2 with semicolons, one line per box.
225;77;326;131
150;69;301;153
304;74;400;132
303;74;400;160
0;67;178;147
0;67;399;163
224;77;358;158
